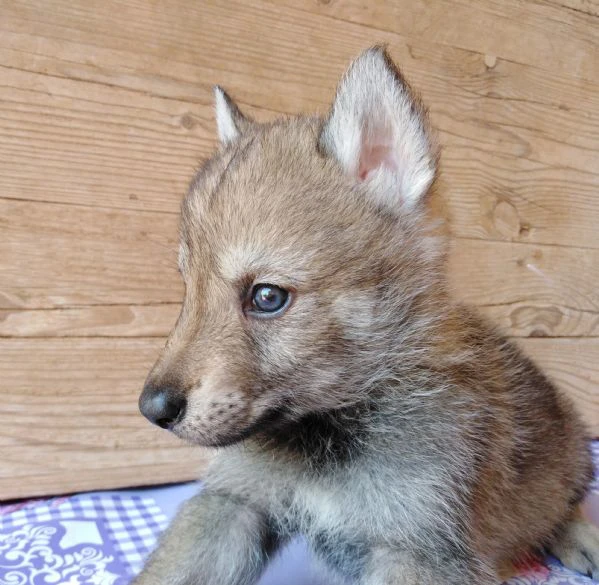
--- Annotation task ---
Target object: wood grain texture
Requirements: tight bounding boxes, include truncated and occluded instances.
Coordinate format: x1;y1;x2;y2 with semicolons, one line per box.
548;0;599;17
0;305;181;338
1;198;182;310
281;0;599;81
2;1;598;248
3;219;599;340
449;239;599;339
0;338;210;500
518;338;599;432
1;0;598;498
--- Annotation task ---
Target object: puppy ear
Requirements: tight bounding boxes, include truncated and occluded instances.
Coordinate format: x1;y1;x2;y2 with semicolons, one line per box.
214;86;252;144
319;46;438;211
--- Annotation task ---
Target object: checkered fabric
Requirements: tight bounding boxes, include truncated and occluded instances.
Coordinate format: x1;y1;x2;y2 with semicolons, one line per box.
2;443;599;585
0;492;168;584
591;442;599;492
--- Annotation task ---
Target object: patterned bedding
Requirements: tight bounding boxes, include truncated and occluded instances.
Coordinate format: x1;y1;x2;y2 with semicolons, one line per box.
2;442;599;585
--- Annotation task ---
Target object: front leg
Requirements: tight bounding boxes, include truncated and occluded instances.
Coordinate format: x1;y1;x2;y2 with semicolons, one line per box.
133;490;279;585
359;546;496;585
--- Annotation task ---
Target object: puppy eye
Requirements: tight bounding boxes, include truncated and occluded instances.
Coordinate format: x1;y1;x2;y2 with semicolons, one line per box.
250;284;290;315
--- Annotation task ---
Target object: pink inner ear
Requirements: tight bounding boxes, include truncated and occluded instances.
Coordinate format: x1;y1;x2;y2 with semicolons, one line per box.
357;141;398;182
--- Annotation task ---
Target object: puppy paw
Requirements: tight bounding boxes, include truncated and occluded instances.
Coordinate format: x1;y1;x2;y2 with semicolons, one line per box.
550;516;599;579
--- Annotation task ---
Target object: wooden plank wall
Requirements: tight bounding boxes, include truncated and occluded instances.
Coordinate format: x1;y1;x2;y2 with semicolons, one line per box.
1;0;598;499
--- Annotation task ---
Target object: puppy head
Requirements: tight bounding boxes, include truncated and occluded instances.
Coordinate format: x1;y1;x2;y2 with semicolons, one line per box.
139;47;445;446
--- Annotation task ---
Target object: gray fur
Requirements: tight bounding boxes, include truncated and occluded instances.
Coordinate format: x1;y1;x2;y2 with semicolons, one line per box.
134;47;597;585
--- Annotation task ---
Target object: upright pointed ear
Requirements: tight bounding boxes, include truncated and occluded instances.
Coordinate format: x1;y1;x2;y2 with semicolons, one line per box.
319;47;438;211
214;86;252;145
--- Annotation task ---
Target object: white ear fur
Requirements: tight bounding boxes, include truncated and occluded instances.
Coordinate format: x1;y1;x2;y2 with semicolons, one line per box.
319;47;437;210
214;86;250;144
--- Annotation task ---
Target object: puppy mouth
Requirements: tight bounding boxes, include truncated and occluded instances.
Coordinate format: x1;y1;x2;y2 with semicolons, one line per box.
175;405;291;448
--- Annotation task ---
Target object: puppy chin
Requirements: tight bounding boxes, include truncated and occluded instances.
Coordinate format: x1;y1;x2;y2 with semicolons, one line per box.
170;424;237;448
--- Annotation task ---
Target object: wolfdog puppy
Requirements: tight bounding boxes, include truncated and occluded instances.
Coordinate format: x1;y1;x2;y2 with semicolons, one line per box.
136;47;599;584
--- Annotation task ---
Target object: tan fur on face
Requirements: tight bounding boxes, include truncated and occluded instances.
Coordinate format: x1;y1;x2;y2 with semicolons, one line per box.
146;114;446;446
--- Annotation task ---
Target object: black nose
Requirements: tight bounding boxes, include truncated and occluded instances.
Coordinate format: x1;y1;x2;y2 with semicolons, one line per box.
139;384;186;430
